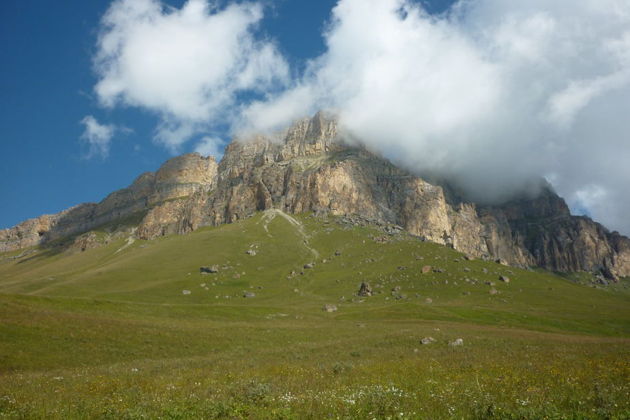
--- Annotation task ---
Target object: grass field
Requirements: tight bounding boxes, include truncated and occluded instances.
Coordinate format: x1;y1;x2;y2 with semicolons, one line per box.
1;211;629;419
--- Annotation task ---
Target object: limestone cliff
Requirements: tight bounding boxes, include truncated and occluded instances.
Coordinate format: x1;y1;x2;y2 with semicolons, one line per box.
2;112;629;280
0;153;217;252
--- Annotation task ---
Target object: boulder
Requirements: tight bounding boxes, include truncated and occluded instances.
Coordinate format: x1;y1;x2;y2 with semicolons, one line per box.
449;338;464;347
200;265;219;274
421;337;436;345
357;282;373;297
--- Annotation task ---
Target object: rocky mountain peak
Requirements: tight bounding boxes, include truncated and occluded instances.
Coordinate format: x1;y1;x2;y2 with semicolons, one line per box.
2;112;629;281
221;112;339;169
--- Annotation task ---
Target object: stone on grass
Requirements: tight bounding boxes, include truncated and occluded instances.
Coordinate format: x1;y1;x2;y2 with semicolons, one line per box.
449;338;464;347
421;337;436;345
422;265;432;274
323;304;338;313
246;249;257;256
182;290;191;295
243;291;256;298
357;282;373;297
304;263;314;269
489;288;499;295
424;298;433;304
499;275;510;283
200;265;219;274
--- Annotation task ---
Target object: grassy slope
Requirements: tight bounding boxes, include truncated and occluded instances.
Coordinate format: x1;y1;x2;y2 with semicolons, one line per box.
0;212;629;419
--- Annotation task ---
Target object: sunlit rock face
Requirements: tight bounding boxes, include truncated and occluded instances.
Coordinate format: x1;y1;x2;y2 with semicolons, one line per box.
2;112;629;279
0;153;218;252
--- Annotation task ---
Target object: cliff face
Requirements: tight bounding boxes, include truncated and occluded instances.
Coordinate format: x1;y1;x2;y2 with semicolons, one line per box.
2;112;629;279
0;153;217;252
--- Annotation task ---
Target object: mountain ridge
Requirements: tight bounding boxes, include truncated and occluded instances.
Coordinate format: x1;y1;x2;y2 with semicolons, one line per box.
2;112;629;280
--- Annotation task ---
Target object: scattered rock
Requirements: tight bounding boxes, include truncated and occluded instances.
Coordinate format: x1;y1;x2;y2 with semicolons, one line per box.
489;288;499;295
246;249;257;256
464;255;475;261
334;250;342;256
200;265;219;274
499;275;510;283
449;338;464;347
243;291;256;298
323;304;338;313
421;337;436;345
182;290;191;295
304;263;314;269
422;265;432;274
357;282;373;297
482;268;488;274
424;298;433;304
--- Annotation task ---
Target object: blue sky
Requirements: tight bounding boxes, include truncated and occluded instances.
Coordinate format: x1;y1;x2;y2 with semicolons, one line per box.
1;0;629;235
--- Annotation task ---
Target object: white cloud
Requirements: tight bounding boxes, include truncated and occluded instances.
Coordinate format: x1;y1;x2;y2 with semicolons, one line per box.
94;0;288;152
80;115;116;158
240;0;630;234
194;136;224;158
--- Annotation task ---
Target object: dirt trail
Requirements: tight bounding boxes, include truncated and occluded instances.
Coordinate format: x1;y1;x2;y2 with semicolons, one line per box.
260;209;320;259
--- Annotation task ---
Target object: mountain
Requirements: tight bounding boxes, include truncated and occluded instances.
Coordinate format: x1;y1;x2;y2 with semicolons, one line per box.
2;112;629;280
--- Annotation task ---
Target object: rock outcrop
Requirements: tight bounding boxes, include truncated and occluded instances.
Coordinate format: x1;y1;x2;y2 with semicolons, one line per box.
0;153;217;252
2;112;629;280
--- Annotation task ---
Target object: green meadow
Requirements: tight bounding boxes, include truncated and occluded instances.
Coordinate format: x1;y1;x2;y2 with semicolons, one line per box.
1;211;629;419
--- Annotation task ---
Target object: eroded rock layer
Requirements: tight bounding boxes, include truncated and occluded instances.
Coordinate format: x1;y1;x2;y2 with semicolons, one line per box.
2;112;629;279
